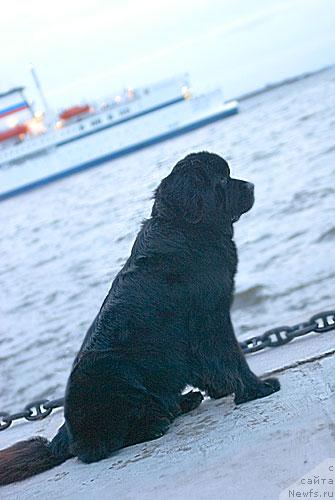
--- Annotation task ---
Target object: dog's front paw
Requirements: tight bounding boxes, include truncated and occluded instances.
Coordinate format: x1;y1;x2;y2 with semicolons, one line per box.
235;377;280;405
257;377;280;398
180;390;203;413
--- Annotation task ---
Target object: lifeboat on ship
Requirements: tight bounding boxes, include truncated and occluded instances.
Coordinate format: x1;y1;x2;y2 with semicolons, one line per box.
0;124;28;143
59;105;91;121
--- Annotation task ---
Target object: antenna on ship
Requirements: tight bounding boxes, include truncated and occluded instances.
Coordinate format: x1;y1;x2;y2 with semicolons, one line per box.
29;63;52;122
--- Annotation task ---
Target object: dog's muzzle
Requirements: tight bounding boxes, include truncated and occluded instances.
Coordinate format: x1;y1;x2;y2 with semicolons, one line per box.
230;179;255;222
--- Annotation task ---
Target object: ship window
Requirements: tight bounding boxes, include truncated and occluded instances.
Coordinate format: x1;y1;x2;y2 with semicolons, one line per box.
108;114;113;120
91;119;101;126
119;107;129;116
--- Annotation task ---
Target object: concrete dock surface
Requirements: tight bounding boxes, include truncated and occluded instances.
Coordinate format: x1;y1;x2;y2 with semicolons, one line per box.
1;328;334;500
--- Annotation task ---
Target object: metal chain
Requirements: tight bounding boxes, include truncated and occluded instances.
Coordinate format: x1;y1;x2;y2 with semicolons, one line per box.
1;309;334;432
239;310;335;354
0;398;64;432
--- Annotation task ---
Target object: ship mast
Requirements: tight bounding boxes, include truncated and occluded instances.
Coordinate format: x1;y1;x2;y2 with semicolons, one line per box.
29;63;52;122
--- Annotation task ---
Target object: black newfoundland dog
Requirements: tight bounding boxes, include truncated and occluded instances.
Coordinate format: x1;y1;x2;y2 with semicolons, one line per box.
0;152;280;485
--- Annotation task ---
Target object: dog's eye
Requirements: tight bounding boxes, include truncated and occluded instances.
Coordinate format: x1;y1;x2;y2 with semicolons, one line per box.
217;178;228;189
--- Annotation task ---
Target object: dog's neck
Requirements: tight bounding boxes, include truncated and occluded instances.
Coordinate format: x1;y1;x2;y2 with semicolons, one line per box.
147;215;235;251
155;213;233;235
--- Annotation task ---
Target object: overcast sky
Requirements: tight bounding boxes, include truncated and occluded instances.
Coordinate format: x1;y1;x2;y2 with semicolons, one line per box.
1;0;334;110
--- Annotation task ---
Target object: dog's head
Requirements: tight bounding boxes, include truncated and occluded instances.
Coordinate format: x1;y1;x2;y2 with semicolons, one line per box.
152;152;254;226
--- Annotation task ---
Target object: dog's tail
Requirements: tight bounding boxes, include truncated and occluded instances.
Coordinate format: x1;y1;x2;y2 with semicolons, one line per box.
0;425;72;486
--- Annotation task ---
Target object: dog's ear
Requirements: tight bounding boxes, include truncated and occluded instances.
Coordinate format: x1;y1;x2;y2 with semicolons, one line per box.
153;165;207;224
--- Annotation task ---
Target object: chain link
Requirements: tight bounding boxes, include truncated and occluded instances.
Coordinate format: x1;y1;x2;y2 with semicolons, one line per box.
1;309;334;431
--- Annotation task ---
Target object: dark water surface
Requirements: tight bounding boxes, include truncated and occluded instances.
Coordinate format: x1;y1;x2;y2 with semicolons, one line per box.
1;68;334;411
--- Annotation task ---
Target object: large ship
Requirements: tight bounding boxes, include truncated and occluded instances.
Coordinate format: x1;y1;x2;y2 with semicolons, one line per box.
0;75;238;201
